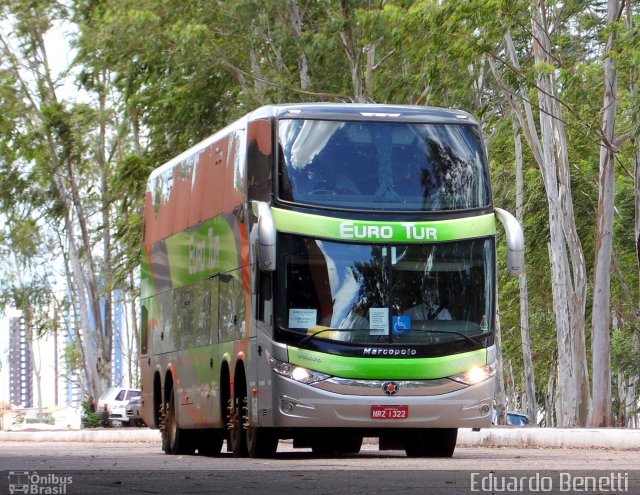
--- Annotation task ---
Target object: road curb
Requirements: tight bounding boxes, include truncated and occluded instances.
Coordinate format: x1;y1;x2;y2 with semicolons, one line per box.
0;428;161;443
458;427;640;450
1;428;638;450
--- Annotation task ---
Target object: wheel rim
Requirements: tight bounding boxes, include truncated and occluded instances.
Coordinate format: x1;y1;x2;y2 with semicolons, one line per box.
229;397;242;452
168;395;177;451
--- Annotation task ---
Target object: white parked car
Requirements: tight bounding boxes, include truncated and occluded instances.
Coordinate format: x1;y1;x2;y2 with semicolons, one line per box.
97;387;141;426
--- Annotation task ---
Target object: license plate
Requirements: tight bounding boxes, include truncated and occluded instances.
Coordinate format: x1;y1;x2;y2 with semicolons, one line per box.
371;405;408;419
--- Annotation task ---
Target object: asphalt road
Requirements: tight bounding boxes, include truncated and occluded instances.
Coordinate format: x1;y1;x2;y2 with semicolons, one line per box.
1;440;638;495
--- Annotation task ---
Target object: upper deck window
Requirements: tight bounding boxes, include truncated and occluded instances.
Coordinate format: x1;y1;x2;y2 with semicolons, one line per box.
277;119;490;211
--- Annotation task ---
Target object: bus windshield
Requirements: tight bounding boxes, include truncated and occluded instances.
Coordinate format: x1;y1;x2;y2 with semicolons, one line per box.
276;234;494;345
277;119;490;211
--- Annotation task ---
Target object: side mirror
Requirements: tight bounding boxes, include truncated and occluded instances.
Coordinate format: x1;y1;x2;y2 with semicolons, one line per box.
257;202;276;271
495;208;524;276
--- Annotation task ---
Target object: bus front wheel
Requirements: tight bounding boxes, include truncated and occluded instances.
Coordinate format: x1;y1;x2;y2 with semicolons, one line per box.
404;428;457;458
246;426;278;458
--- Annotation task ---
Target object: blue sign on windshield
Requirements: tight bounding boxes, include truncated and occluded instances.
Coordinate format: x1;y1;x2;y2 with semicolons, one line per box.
393;316;411;334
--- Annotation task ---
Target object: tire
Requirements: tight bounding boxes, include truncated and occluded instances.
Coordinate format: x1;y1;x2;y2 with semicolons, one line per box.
404;428;458;458
228;395;247;457
246;427;279;458
162;389;195;455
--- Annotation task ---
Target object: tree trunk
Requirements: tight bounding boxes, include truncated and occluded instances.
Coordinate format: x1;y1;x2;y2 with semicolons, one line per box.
99;67;114;391
590;0;622;428
365;42;376;101
287;0;310;90
545;355;556;427
64;211;103;403
493;298;507;425
339;0;363;102
492;12;590;426
628;0;640;433
129;272;141;386
514;117;537;424
629;0;640;300
506;359;517;410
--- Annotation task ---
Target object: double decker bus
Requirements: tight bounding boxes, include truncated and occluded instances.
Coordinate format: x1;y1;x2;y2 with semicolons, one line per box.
140;103;524;458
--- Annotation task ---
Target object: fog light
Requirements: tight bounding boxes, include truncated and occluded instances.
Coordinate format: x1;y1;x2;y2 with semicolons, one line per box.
282;401;293;413
480;404;491;415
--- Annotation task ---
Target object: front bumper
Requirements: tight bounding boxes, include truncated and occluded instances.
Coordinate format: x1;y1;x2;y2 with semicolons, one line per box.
269;372;494;429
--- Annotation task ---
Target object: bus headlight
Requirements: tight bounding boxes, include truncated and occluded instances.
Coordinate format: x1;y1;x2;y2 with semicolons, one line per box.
268;354;330;384
449;362;497;385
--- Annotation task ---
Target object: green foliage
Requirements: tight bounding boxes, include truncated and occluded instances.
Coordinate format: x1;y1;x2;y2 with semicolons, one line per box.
80;400;101;428
109;153;152;290
64;343;83;373
611;324;640;376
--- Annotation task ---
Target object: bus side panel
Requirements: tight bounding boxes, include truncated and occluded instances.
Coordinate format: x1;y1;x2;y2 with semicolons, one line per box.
176;278;209;417
143;214;247;428
173;346;220;429
141;126;252;432
139;296;155;427
218;268;252;421
252;332;284;428
218;270;247;344
224;129;252;341
144;137;228;247
191;138;227;226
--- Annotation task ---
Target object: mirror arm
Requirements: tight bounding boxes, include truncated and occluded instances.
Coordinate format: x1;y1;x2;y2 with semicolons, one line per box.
495;208;524;276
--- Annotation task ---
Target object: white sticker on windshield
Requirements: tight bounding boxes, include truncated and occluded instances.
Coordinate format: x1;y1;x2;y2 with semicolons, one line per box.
369;308;389;335
289;308;317;329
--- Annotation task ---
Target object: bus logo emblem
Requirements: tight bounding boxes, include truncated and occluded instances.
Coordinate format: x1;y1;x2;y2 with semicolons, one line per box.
382;381;399;395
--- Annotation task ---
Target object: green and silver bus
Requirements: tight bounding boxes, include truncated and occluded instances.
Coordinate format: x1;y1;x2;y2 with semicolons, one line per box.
140;103;523;458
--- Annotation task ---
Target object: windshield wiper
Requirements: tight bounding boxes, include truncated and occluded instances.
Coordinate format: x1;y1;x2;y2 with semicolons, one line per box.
417;329;487;347
298;327;356;345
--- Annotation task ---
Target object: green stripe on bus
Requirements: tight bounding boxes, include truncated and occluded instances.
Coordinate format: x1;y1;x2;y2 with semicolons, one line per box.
288;346;487;380
163;214;241;287
140;249;154;299
272;208;496;243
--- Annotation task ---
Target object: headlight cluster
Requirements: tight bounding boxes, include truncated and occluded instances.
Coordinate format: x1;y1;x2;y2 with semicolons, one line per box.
449;362;497;385
268;354;330;384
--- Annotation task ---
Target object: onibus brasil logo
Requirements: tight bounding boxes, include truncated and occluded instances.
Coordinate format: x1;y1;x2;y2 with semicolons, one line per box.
8;471;72;494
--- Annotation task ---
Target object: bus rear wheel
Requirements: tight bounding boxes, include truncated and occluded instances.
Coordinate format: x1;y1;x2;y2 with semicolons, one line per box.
162;389;195;455
228;396;247;457
404;428;457;458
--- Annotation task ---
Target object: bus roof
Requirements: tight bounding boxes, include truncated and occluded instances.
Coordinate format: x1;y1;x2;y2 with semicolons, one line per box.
147;103;478;182
250;103;478;125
